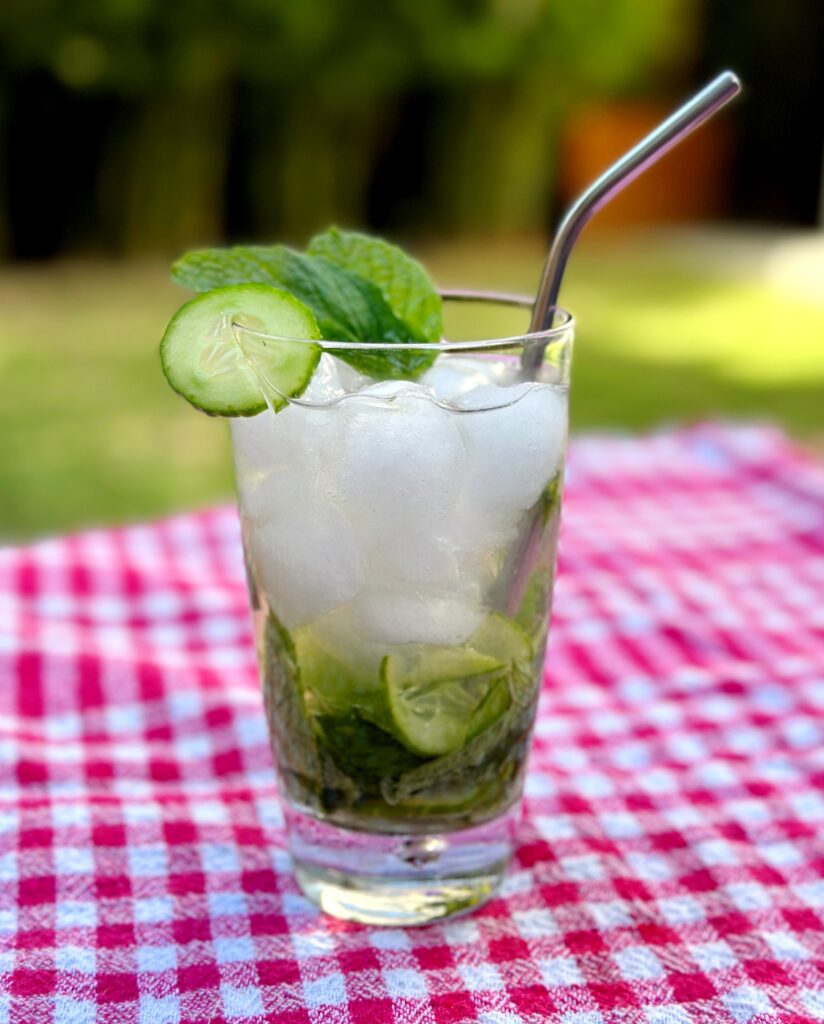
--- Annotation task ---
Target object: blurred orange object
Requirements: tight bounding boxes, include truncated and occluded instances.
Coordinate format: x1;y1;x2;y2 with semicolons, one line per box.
560;99;735;229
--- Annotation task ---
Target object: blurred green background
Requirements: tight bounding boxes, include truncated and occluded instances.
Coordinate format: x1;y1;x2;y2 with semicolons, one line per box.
1;0;823;539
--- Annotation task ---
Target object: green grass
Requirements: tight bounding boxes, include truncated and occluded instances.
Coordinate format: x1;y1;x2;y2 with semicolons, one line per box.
2;236;823;540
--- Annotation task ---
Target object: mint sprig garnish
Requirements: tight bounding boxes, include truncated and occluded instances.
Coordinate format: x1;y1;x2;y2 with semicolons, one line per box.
308;228;442;343
172;232;441;381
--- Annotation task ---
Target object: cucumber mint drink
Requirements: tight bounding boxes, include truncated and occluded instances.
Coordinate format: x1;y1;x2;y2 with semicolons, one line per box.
160;229;573;924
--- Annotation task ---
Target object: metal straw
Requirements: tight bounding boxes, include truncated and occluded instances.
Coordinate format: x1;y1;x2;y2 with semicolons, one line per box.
523;70;742;372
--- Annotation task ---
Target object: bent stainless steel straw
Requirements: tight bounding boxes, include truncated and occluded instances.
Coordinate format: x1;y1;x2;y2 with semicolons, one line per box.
524;70;742;372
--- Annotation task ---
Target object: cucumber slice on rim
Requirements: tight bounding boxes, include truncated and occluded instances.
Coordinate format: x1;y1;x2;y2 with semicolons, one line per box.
382;646;504;757
160;284;321;416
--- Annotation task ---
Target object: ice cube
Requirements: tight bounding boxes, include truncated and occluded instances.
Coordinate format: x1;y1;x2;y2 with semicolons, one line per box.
301;353;370;404
248;503;364;629
421;356;512;400
231;401;341;522
337;387;466;527
357;380;436;401
306;605;387;678
456;383;567;531
352;586;485;647
365;530;460;589
452;524;519;595
230;409;279;479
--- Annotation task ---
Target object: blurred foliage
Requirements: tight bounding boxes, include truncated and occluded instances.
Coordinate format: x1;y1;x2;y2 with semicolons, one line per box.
0;0;693;252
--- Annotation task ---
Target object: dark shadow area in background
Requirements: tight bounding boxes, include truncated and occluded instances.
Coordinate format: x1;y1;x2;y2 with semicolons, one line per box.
701;0;824;223
2;0;823;260
6;73;118;258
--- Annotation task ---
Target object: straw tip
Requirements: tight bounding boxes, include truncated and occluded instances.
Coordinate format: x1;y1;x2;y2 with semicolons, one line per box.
717;69;743;95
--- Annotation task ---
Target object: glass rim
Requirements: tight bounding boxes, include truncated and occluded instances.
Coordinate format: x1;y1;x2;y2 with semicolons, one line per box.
232;290;574;353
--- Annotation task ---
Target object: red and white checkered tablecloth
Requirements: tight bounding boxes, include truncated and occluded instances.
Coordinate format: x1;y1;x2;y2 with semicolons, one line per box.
1;424;823;1024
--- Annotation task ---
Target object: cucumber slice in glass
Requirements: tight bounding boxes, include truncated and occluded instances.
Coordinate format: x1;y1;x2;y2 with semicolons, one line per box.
160;284;321;416
382;646;504;757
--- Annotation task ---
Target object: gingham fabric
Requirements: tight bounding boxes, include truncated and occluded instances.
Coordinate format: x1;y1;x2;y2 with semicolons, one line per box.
1;424;823;1024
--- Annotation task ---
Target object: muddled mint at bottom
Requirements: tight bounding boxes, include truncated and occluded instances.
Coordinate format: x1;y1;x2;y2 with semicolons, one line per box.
259;603;549;830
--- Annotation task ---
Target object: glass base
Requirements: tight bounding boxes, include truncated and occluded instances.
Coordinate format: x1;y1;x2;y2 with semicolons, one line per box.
286;802;520;926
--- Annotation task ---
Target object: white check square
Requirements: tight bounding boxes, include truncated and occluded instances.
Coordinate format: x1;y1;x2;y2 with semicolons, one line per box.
54;847;95;875
613;946;664;981
626;852;672;881
383;968;428;999
134;896;173;924
722;986;772;1023
140;995;180;1024
53;998;95;1024
658;895;706;925
725;882;771;912
55;946;95;973
200;843;240;873
694;839;738;866
214;937;255;964
559;854;605;881
207;891;247;918
369;928;411;951
442;918;480;945
763;931;809;961
759;841;802;867
802;989;824;1019
538;957;583;988
458;963;504;992
292;930;336;960
689;942;737;973
599;811;642;839
190;801;228;825
646;1007;691;1024
56;901;97;929
0;854;16;883
590;900;633;929
221;984;265;1018
533;814;576;841
562;1012;604;1024
136;946;177;973
128;846;169;877
794;880;824;908
302;973;347;1007
512;908;558;939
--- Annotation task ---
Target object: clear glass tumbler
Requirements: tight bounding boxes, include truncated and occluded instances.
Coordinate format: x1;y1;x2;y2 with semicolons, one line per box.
230;294;573;925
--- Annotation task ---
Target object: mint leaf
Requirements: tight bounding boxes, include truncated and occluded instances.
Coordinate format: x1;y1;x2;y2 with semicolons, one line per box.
308;227;443;343
539;470;563;526
172;245;436;380
315;713;423;795
514;567;552;647
262;613;358;812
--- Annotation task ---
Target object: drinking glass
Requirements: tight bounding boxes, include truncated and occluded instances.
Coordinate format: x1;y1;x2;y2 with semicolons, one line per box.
230;293;573;925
